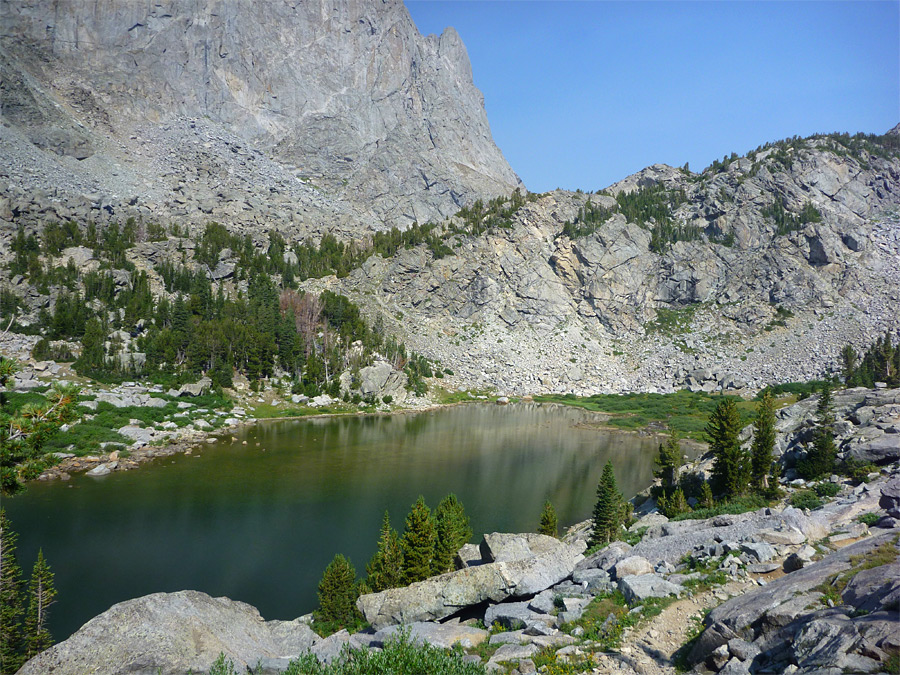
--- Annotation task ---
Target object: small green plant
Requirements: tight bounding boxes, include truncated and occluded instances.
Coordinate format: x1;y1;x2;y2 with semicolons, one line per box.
857;513;880;527
789;490;823;511
812;482;840;498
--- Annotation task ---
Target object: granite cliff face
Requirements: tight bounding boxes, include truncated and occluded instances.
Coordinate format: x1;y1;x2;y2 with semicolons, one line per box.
0;0;521;233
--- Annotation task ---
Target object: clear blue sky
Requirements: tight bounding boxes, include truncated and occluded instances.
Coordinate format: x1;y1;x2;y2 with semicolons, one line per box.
406;1;900;192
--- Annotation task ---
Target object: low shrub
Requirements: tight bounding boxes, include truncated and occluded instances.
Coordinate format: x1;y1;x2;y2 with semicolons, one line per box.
789;490;823;511
813;482;841;498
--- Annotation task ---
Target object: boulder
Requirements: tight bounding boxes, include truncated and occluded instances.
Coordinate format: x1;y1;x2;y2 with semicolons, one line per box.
480;532;566;563
741;541;776;563
16;591;319;675
86;464;111;477
310;630;350;664
611;555;653;580
571;567;612;592
178;377;212;397
617;574;683;603
879;477;900;518
372;622;488;649
848;435;900;464
357;536;585;629
484;601;546;630
575;541;632;572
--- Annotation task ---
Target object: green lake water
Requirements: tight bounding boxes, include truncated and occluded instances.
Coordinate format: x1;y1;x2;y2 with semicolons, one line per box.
4;402;663;641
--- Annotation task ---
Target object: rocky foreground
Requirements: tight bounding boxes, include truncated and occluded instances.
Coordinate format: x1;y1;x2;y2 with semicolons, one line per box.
16;389;900;675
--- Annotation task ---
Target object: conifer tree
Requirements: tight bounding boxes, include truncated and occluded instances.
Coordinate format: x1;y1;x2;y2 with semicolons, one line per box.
0;509;24;674
23;550;56;659
538;500;558;538
432;494;472;575
751;392;776;490
365;511;404;592
315;554;361;632
590;461;625;547
658;487;689;517
798;382;837;480
699;481;715;510
706;398;749;499
654;433;682;490
401;496;437;584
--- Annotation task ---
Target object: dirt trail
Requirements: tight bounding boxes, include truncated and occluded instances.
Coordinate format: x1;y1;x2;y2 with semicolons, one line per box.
590;579;758;674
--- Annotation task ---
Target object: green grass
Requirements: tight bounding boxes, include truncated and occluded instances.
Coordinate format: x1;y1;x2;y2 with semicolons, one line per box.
535;390;756;442
670;495;769;521
816;537;899;606
645;304;700;335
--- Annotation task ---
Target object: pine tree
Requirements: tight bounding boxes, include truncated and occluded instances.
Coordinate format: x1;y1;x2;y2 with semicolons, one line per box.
432;494;472;575
365;511;404;592
658;487;689;517
706;398;749;500
0;510;24;674
589;461;625;547
798;383;837;480
23;550;56;659
538;501;558;538
841;345;858;385
315;554;361;632
751;392;776;490
401;496;437;584
654;433;682;490
699;481;715;509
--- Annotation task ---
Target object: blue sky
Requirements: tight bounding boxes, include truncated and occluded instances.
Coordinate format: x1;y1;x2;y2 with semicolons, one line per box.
406;1;900;193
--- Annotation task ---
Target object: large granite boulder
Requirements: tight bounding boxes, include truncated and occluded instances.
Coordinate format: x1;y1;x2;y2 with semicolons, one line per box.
357;534;585;629
16;591;319;675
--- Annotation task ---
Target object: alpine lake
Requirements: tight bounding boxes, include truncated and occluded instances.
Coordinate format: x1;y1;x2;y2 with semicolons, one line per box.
6;402;674;642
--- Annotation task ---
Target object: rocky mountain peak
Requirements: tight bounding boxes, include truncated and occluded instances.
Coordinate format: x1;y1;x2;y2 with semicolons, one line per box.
0;0;521;232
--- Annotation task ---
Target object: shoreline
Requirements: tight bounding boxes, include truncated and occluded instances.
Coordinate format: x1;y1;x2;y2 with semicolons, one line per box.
33;397;698;486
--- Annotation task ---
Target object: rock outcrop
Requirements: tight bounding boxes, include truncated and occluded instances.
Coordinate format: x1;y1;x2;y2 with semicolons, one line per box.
357;532;586;630
0;0;520;234
16;590;320;675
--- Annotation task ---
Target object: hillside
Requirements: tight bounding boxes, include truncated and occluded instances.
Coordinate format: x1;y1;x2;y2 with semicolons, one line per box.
311;133;900;394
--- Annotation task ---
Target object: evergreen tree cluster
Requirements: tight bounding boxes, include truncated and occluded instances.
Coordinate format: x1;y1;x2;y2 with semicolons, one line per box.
0;510;58;674
315;495;472;636
760;200;822;236
9;221;440;398
560;184;697;253
841;331;899;388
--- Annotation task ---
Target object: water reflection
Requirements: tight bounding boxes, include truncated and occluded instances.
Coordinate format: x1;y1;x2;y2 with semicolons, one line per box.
6;403;665;641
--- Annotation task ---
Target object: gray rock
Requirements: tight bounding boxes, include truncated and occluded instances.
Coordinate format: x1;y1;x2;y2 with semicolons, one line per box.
571;567;612;592
718;657;752;675
86;464;111;477
747;562;780;574
488;642;540;666
611;555;653;580
357;535;585;629
178;377;212;397
484;601;545;630
727;637;761;662
16;591;319;675
372;621;488;649
310;630;350;664
617;574;683;603
575;541;632;572
783;553;806;573
879;477;900;518
847;435;900;464
480;532;566;563
741;541;776;563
